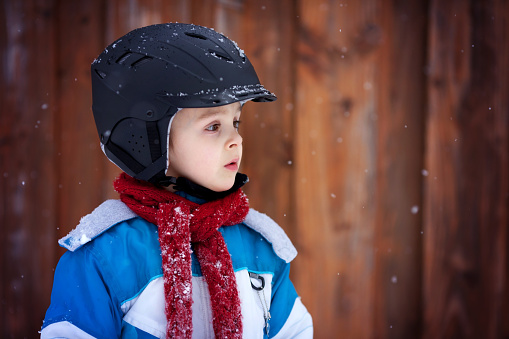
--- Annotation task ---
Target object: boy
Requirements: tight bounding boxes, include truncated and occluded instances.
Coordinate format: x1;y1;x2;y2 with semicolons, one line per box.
41;23;313;338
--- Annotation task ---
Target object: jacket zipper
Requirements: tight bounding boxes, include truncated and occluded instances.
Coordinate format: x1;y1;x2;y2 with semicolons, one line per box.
249;272;271;336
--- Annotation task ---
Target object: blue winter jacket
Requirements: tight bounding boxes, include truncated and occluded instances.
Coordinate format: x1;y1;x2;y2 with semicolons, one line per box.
41;194;313;338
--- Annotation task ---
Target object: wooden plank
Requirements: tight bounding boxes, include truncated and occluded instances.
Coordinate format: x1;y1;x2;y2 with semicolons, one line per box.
295;1;382;337
0;0;58;336
56;0;109;240
105;0;178;39
235;0;296;232
423;0;509;338
189;0;217;28
498;4;509;339
372;1;428;338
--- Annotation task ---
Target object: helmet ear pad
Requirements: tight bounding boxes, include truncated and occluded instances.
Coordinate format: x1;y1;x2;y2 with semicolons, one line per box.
104;114;172;182
111;118;153;166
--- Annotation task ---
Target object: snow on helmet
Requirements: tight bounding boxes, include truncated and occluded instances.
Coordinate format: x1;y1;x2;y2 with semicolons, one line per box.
91;23;276;184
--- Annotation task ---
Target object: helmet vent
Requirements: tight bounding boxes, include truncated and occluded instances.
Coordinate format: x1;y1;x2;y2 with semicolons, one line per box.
116;52;133;65
184;32;208;40
209;50;232;62
95;69;107;79
131;56;153;68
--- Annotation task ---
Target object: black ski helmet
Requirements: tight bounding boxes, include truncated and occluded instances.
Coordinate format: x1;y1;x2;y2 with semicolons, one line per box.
91;23;276;184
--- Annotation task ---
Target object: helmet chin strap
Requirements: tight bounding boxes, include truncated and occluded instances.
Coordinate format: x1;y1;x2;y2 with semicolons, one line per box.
157;173;249;201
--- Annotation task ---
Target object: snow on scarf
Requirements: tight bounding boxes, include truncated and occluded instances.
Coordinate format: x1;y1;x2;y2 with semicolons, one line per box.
114;172;249;338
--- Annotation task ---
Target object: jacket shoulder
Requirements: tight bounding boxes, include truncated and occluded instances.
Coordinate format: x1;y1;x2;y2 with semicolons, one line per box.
58;199;138;251
243;208;297;263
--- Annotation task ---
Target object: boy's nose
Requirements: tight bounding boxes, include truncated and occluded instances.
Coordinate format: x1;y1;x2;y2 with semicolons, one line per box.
227;130;243;149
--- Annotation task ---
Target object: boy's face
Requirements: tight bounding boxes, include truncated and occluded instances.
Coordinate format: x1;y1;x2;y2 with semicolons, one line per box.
166;102;243;192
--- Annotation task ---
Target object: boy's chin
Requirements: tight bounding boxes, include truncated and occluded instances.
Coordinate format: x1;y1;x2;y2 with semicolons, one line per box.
204;181;236;193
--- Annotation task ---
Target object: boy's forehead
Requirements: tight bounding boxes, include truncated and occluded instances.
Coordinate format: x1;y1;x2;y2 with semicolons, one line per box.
194;103;242;120
174;103;242;127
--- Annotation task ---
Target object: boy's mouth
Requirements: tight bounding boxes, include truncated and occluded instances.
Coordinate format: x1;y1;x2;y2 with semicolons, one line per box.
224;158;239;171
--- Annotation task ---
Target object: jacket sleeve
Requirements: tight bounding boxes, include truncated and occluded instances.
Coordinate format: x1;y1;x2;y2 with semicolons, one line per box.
41;247;123;339
269;262;313;338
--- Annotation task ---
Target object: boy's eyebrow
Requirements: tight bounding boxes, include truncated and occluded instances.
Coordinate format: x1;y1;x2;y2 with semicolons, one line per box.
197;110;222;120
196;105;242;121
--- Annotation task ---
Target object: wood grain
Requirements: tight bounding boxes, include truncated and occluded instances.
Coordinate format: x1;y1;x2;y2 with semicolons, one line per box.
294;1;382;337
1;1;507;338
424;0;508;338
372;1;427;338
0;0;58;336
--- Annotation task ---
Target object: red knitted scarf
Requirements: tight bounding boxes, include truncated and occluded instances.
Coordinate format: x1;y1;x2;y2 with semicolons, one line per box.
113;172;249;338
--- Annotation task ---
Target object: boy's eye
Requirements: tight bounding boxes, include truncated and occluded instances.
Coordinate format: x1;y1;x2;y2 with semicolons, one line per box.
205;124;220;131
233;120;241;130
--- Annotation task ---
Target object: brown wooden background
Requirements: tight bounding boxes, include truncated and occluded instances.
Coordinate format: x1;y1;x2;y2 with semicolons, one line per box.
1;0;508;338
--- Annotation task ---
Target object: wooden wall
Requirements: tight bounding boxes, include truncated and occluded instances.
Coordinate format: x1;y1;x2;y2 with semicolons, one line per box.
1;0;507;338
